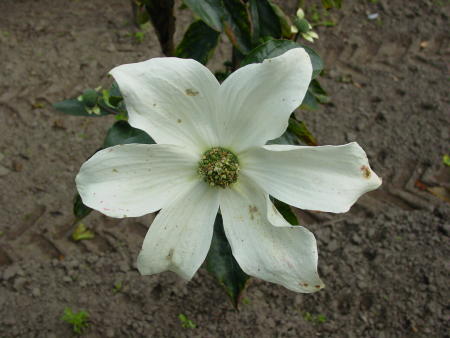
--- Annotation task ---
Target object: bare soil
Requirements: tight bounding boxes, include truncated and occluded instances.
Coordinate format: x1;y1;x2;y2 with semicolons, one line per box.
0;0;449;337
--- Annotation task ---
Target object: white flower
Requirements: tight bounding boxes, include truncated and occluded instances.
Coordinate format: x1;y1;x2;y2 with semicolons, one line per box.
76;49;381;293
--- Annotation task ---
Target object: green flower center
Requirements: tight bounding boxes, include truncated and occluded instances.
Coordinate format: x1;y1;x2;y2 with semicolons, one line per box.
198;147;240;188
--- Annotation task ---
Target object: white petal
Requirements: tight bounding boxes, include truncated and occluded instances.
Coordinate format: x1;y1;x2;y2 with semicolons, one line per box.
241;142;382;213
76;144;199;218
220;177;324;293
137;181;219;280
218;48;312;152
110;57;221;152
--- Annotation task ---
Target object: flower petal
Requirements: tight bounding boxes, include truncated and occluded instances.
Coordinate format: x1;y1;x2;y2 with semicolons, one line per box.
137;181;219;280
241;142;382;213
218;48;312;152
219;177;324;293
76;144;199;218
110;57;221;152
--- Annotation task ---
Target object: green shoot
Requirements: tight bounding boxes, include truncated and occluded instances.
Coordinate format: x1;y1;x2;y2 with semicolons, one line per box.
72;223;95;241
303;311;327;324
61;308;89;334
113;281;123;293
178;313;196;328
134;31;145;43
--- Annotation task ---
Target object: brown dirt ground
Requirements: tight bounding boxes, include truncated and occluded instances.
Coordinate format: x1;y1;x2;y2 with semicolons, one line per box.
0;0;449;337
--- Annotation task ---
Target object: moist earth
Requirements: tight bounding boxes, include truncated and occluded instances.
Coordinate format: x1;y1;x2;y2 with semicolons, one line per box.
0;0;449;337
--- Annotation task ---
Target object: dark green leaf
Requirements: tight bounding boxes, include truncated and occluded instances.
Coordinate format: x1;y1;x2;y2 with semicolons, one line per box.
222;0;253;54
184;0;225;32
103;120;155;148
108;95;123;107
301;79;329;110
308;78;329;103
143;0;175;56
321;0;342;9
109;81;122;97
300;90;320;111
184;0;252;53
175;20;220;65
205;213;250;309
53;98;111;117
240;39;323;78
267;1;293;38
73;193;92;221
268;119;317;146
249;0;282;42
100;85;124;110
287;118;318;146
267;129;298;145
272;198;299;225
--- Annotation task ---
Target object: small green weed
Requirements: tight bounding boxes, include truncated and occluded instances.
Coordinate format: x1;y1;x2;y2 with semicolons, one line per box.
178;313;196;328
113;281;123;293
134;31;145;43
72;223;95;241
303;311;327;324
61;308;89;334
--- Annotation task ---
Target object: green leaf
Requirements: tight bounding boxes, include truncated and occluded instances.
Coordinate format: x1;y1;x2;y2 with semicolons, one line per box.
143;0;176;56
321;0;342;9
240;39;323;78
53;98;110;117
103;120;155;148
184;0;252;53
272;198;299;225
308;79;329;103
73;193;92;221
249;0;282;42
268;119;318;147
184;0;225;32
287;118;318;146
222;0;253;54
300;90;319;111
301;79;329;110
109;81;122;97
267;1;293;38
175;20;220;65
267;129;298;145
205;213;250;309
54;86;121;117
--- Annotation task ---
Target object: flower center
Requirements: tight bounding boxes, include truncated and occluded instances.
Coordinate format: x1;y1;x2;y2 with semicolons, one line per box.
198;147;240;188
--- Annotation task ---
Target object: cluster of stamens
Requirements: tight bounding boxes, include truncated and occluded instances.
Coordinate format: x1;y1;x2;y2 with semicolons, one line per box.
198;147;240;188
